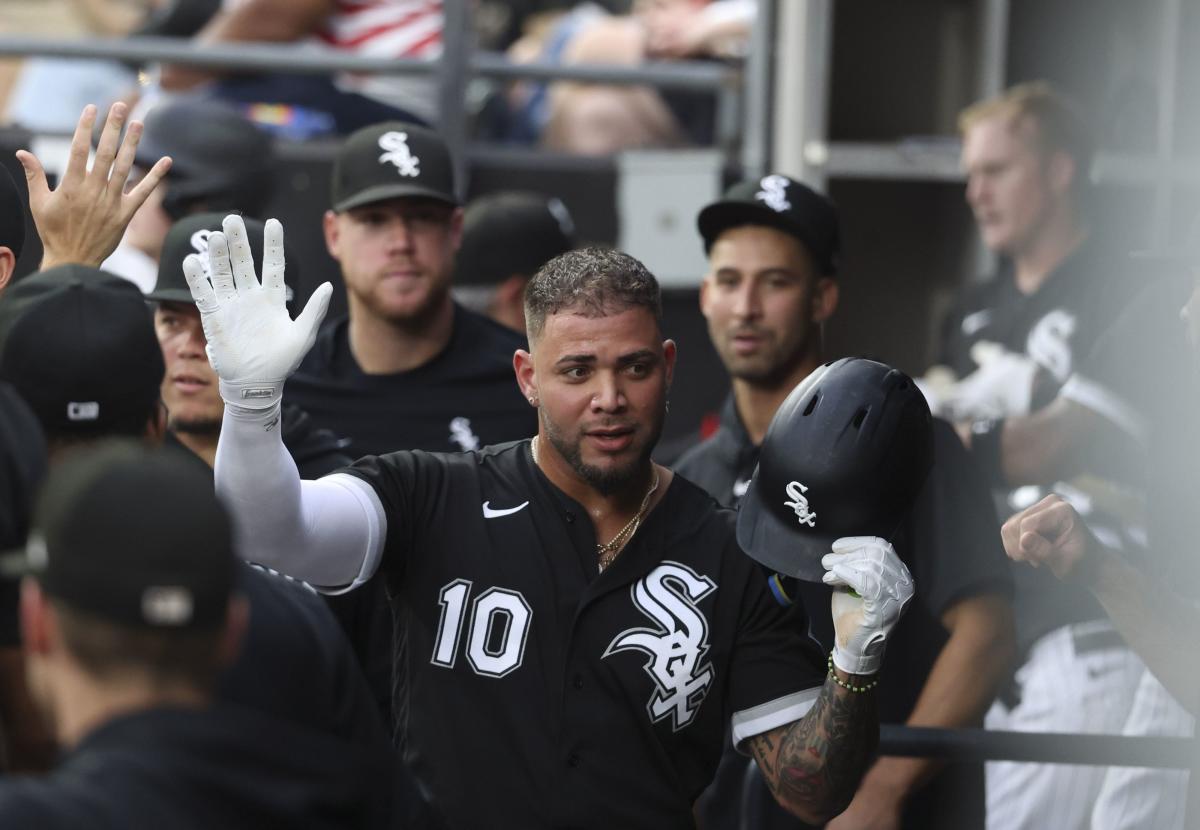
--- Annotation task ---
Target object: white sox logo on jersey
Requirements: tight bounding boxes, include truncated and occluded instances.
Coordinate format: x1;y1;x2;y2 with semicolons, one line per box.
783;481;816;527
1026;308;1077;382
378;131;421;177
448;417;480;451
756;175;792;213
603;562;717;731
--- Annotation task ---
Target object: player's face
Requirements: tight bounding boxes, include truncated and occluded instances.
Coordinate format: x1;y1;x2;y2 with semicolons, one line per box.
154;301;223;434
325;198;463;326
962;115;1058;257
701;225;835;387
531;306;676;495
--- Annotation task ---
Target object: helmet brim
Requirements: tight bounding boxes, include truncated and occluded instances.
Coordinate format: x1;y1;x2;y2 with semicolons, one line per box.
736;470;837;582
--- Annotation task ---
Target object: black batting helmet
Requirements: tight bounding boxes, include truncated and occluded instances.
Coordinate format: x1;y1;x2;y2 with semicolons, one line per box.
136;100;275;220
736;357;934;581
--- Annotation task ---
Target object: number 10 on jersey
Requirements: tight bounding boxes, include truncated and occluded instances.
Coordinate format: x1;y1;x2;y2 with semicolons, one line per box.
431;579;533;678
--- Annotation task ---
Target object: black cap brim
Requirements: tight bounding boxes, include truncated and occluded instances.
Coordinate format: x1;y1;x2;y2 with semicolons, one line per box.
698;201;825;267
334;183;458;213
736;472;836;582
145;287;196;304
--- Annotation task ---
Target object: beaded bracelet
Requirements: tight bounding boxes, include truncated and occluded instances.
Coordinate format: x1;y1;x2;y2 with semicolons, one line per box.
827;653;879;693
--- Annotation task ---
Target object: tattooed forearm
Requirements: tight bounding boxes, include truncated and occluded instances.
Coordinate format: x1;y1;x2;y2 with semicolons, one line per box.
748;674;878;823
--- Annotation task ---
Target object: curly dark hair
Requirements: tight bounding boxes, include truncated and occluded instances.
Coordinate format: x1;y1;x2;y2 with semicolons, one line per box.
524;246;662;342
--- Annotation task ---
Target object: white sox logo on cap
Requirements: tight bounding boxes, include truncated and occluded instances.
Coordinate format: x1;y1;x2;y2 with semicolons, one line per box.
783;481;816;528
378;131;421;178
756;174;792;213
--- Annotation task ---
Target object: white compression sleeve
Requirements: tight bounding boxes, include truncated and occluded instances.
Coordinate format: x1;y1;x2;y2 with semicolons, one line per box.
214;403;386;591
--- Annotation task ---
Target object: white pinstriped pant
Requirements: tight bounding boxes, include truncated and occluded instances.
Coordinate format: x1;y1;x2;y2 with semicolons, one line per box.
985;623;1150;830
1092;668;1193;830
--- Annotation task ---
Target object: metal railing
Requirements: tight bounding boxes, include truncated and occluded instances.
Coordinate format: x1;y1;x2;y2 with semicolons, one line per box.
0;32;747;188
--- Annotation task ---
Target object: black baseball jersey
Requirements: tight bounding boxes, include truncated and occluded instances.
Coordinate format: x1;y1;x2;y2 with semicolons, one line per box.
938;236;1141;407
1069;270;1200;597
285;303;537;734
341;440;826;830
938;235;1145;648
0;705;395;829
678;397;1011;830
286;304;536;460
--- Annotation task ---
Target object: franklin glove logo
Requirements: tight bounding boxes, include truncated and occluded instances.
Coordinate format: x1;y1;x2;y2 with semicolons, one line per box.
756;174;792;213
783;481;816;528
378;131;421;178
604;562;716;731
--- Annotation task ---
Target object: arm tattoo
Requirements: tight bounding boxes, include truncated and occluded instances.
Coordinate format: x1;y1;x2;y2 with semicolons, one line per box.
748;674;878;821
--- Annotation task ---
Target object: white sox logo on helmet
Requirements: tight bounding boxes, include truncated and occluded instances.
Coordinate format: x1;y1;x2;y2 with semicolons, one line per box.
378;131;421;178
784;481;816;528
604;562;717;731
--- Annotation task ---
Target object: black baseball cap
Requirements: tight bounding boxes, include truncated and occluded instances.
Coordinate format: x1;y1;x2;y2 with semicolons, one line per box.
0;164;26;261
149;212;297;305
331;121;457;212
697;174;840;275
0;265;164;437
9;441;235;630
454;192;576;287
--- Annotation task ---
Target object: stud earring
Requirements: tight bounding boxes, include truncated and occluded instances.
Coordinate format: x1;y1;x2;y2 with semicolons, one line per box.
528;394;538;406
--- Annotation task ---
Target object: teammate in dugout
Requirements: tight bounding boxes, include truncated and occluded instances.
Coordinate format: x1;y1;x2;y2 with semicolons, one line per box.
183;212;918;828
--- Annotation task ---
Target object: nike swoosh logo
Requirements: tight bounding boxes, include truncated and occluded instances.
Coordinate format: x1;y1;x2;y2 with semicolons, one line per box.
482;501;529;519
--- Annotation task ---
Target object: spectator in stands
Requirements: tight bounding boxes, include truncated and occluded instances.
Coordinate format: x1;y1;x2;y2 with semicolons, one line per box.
927;80;1168;830
158;0;442;136
0;442;391;828
452;190;577;334
677;174;1015;830
526;0;755;154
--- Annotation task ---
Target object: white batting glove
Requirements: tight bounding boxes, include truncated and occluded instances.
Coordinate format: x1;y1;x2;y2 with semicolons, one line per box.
822;536;915;676
183;215;332;411
942;341;1039;421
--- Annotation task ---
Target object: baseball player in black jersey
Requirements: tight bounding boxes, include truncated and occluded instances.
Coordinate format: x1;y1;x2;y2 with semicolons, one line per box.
680;175;1015;830
184;213;918;828
936;81;1154;830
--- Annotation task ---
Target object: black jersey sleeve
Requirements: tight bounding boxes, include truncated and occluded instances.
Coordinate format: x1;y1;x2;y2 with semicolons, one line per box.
1061;271;1192;443
726;545;828;749
905;419;1014;618
339;449;454;582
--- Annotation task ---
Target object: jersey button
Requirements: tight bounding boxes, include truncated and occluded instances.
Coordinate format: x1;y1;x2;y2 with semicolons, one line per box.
565;511;576;523
572;674;584;690
566;751;581;769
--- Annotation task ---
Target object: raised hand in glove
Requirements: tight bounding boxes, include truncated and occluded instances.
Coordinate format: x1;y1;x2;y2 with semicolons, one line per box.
822;536;915;676
184;214;332;411
942;340;1040;421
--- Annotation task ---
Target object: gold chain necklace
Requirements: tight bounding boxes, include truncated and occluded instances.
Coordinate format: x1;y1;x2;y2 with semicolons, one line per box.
531;436;660;572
